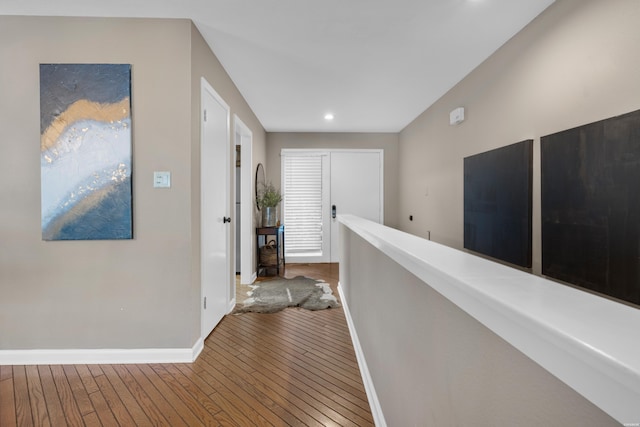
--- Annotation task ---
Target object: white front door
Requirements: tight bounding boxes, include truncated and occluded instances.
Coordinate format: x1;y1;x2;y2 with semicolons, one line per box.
201;78;230;339
282;149;383;263
330;150;383;262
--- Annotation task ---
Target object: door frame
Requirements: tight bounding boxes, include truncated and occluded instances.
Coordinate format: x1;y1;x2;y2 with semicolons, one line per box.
233;115;254;286
281;148;384;263
200;77;231;339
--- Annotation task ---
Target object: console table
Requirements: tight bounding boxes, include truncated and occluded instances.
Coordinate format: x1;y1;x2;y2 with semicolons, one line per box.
256;225;285;276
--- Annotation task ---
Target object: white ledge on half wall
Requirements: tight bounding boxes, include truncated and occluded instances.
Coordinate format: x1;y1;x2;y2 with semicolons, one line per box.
338;214;640;425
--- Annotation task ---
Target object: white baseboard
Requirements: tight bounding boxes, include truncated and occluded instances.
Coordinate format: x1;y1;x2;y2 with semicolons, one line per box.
228;297;237;313
192;337;204;361
338;283;387;427
0;337;205;365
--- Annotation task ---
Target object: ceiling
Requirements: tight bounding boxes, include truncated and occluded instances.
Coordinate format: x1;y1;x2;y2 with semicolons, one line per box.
1;0;555;132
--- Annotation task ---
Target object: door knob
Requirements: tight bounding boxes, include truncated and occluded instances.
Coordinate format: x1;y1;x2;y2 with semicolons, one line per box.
223;217;231;223
332;205;336;219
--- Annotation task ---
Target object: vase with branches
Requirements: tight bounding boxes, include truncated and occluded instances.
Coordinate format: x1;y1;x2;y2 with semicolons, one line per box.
257;181;282;226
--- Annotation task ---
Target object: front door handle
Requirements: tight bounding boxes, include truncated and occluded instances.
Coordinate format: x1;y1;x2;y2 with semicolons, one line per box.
332;205;336;219
223;217;231;223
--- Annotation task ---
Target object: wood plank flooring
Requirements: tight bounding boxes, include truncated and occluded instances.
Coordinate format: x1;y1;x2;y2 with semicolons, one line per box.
0;263;374;426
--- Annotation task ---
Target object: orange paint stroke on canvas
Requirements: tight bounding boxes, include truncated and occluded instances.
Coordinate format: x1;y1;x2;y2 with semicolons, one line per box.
41;97;130;151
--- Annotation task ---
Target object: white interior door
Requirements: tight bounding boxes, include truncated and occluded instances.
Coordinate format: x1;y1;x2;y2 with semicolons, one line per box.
330;150;383;262
201;78;230;339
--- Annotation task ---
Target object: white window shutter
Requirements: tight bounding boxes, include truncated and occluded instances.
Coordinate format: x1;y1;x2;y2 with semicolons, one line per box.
283;154;323;256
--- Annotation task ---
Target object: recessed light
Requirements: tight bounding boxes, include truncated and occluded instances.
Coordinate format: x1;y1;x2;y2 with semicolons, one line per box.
324;113;334;121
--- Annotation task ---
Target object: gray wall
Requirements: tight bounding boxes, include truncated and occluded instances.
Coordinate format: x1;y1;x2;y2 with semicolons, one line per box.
0;16;265;350
398;0;640;274
340;225;618;426
266;132;399;228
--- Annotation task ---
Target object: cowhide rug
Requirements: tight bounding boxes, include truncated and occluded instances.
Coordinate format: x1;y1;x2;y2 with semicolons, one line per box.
234;276;341;314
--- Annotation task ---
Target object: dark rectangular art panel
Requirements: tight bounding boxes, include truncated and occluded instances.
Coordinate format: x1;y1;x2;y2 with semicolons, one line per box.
464;140;533;268
541;109;640;306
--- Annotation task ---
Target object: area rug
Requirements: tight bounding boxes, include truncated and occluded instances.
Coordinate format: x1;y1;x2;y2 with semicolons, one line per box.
234;276;341;314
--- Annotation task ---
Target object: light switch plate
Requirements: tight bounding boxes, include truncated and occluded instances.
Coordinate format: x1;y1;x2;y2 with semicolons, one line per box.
153;171;171;188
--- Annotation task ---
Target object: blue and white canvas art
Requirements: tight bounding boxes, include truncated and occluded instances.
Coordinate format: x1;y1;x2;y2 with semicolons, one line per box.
40;64;133;240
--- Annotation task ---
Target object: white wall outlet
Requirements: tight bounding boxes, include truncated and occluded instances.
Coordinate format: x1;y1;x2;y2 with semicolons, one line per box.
153;171;171;188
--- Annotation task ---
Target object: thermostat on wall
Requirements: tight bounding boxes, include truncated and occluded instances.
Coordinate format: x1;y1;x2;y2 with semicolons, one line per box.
449;107;465;125
153;171;171;188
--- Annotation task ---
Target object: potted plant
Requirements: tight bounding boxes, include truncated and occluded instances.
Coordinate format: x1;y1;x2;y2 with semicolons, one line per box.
257;181;282;227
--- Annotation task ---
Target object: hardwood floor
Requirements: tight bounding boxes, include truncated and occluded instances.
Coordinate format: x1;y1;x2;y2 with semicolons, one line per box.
0;263;374;426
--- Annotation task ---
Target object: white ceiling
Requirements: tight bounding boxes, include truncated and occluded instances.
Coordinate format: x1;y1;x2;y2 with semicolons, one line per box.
1;0;555;132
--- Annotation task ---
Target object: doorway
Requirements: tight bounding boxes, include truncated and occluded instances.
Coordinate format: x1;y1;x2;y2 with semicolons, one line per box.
200;78;231;339
234;115;254;286
281;149;384;263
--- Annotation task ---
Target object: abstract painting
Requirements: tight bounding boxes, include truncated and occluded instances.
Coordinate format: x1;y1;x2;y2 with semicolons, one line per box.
541;109;640;306
40;64;132;240
464;140;533;268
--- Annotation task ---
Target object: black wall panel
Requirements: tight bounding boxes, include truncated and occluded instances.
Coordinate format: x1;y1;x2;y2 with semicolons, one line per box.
541;109;640;306
464;140;533;268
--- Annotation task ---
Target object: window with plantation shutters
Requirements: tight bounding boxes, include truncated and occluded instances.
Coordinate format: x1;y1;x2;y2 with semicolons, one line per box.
282;152;328;260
